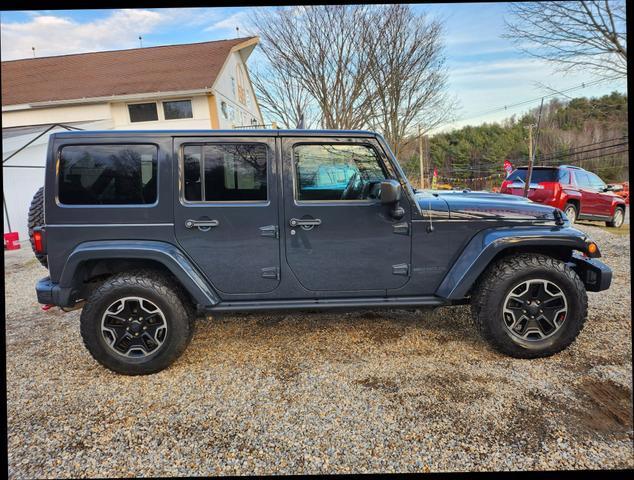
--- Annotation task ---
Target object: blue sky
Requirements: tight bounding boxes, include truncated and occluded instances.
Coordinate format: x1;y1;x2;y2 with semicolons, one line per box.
0;4;627;133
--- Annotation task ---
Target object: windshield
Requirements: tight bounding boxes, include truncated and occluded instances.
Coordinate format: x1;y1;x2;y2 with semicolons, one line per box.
507;168;559;183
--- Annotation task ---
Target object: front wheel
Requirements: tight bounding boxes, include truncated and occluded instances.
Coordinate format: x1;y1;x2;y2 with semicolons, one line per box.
80;270;195;375
471;253;587;358
606;207;625;228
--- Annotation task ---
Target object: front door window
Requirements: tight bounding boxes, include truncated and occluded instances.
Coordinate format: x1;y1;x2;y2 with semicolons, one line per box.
294;144;387;201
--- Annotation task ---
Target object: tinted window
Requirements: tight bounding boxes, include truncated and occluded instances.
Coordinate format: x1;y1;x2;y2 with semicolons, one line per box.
163;100;193;120
586;172;606;189
59;145;157;205
294;144;386;201
183;143;267;202
507;168;559;183
128;103;158;122
574;171;591;187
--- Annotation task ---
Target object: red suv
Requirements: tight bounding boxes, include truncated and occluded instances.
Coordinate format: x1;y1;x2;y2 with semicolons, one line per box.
500;165;626;228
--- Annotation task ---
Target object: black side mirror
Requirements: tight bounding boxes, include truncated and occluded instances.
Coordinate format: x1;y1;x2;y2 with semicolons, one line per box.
380;179;401;204
380;179;404;219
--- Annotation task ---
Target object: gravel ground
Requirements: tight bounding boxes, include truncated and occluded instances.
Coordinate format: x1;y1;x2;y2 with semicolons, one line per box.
5;221;633;477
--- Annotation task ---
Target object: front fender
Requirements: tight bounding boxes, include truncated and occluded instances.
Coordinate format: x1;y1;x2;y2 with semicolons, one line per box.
435;226;594;300
59;240;220;307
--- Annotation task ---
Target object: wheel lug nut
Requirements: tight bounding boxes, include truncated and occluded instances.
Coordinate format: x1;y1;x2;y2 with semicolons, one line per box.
523;310;527;314
143;327;147;330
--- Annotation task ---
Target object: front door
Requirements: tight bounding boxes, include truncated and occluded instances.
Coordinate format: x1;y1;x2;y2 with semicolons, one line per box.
281;137;412;292
174;136;280;295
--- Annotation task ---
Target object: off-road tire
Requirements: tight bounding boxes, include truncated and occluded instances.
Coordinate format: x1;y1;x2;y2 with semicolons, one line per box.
80;270;195;375
471;253;587;358
28;186;47;268
563;202;577;224
606;206;625;228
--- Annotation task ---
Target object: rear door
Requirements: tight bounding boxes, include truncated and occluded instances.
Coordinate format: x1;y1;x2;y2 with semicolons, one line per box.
281;136;412;292
173;136;280;295
586;171;613;216
573;170;597;215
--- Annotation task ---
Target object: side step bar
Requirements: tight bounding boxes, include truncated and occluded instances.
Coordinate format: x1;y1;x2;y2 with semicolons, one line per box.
206;295;449;313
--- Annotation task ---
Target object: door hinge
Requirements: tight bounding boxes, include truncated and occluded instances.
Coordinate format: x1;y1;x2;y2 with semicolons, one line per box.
261;267;280;280
392;263;410;276
393;222;409;235
260;225;279;239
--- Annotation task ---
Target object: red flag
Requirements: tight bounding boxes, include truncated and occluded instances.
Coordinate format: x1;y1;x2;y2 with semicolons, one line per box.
432;167;438;189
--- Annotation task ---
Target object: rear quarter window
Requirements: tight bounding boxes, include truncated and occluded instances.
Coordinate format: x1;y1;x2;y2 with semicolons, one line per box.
58;144;158;205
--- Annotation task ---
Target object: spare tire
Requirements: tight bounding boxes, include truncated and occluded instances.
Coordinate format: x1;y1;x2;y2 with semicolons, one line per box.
28;186;47;268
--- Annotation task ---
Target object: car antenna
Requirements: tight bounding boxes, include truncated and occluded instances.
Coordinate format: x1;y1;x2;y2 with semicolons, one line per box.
427;199;434;233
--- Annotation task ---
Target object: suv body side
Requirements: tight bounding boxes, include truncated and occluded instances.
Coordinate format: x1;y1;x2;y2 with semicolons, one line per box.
39;130;609;312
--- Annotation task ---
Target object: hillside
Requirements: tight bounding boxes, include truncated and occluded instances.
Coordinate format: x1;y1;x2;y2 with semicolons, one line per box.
399;91;628;189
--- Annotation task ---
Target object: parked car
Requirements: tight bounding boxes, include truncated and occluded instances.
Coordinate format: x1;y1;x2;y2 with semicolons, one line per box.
500;165;626;228
31;130;611;374
615;181;629;205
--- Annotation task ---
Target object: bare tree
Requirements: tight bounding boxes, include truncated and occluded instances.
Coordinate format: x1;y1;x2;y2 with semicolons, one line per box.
504;1;627;79
364;4;456;156
250;5;378;130
250;62;317;129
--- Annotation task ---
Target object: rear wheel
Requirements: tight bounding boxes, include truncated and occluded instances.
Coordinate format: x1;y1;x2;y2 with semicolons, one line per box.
606;207;625;228
563;203;577;224
80;270;195;375
471;253;587;358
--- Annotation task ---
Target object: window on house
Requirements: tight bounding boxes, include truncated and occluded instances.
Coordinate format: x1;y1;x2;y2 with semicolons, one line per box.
59;144;157;205
183;143;267;202
294;144;386;201
221;101;228;119
163;100;193;120
128;103;158;122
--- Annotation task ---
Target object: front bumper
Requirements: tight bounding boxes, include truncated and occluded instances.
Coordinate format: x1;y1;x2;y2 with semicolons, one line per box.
568;254;613;292
36;277;75;307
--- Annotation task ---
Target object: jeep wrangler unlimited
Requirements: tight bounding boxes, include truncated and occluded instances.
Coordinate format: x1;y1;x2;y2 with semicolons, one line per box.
32;130;612;375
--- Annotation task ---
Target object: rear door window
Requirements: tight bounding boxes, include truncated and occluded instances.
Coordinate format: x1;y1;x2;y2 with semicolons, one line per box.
58;144;157;205
574;171;591;188
182;143;267;202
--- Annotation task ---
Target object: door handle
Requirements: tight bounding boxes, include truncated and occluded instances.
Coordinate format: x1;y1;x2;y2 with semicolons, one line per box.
289;218;322;228
185;219;220;231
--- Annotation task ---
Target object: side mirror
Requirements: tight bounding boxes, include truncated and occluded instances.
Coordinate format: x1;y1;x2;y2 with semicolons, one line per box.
380;179;401;204
380;179;404;219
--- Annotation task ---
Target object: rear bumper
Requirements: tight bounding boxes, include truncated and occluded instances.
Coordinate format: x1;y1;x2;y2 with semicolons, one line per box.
568;254;612;292
36;277;75;307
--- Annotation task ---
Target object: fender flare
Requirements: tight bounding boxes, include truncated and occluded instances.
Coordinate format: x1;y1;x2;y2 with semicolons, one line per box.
60;240;220;307
435;226;593;300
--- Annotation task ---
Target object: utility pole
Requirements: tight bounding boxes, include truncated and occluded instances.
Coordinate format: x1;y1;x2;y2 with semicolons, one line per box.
522;98;544;198
418;125;425;189
523;124;534;198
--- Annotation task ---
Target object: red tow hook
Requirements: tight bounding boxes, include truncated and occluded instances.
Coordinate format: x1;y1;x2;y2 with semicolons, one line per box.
41;304;54;311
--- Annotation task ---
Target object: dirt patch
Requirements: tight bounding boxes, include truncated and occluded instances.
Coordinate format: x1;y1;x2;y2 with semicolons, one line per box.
572;379;633;434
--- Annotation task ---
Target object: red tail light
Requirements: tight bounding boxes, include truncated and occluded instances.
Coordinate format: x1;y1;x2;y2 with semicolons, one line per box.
32;231;44;253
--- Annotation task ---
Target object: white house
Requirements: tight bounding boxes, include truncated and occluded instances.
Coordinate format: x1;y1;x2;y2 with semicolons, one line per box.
2;36;264;238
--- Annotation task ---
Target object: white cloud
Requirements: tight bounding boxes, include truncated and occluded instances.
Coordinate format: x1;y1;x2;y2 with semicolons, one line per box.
1;9;168;60
203;11;256;36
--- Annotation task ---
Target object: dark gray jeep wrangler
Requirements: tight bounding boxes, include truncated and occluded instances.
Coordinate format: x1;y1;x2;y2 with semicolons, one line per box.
31;130;612;375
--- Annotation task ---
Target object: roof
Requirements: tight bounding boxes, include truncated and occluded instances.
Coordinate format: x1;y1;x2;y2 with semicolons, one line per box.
48;129;380;139
1;37;258;107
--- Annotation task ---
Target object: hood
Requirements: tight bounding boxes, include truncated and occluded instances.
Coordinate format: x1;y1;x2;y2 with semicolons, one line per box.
420;190;559;221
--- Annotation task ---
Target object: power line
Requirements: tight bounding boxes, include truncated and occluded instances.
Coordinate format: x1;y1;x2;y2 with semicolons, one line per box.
430;74;624;132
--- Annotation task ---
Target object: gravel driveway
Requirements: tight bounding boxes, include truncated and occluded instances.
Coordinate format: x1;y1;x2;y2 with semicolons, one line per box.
5;222;633;477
